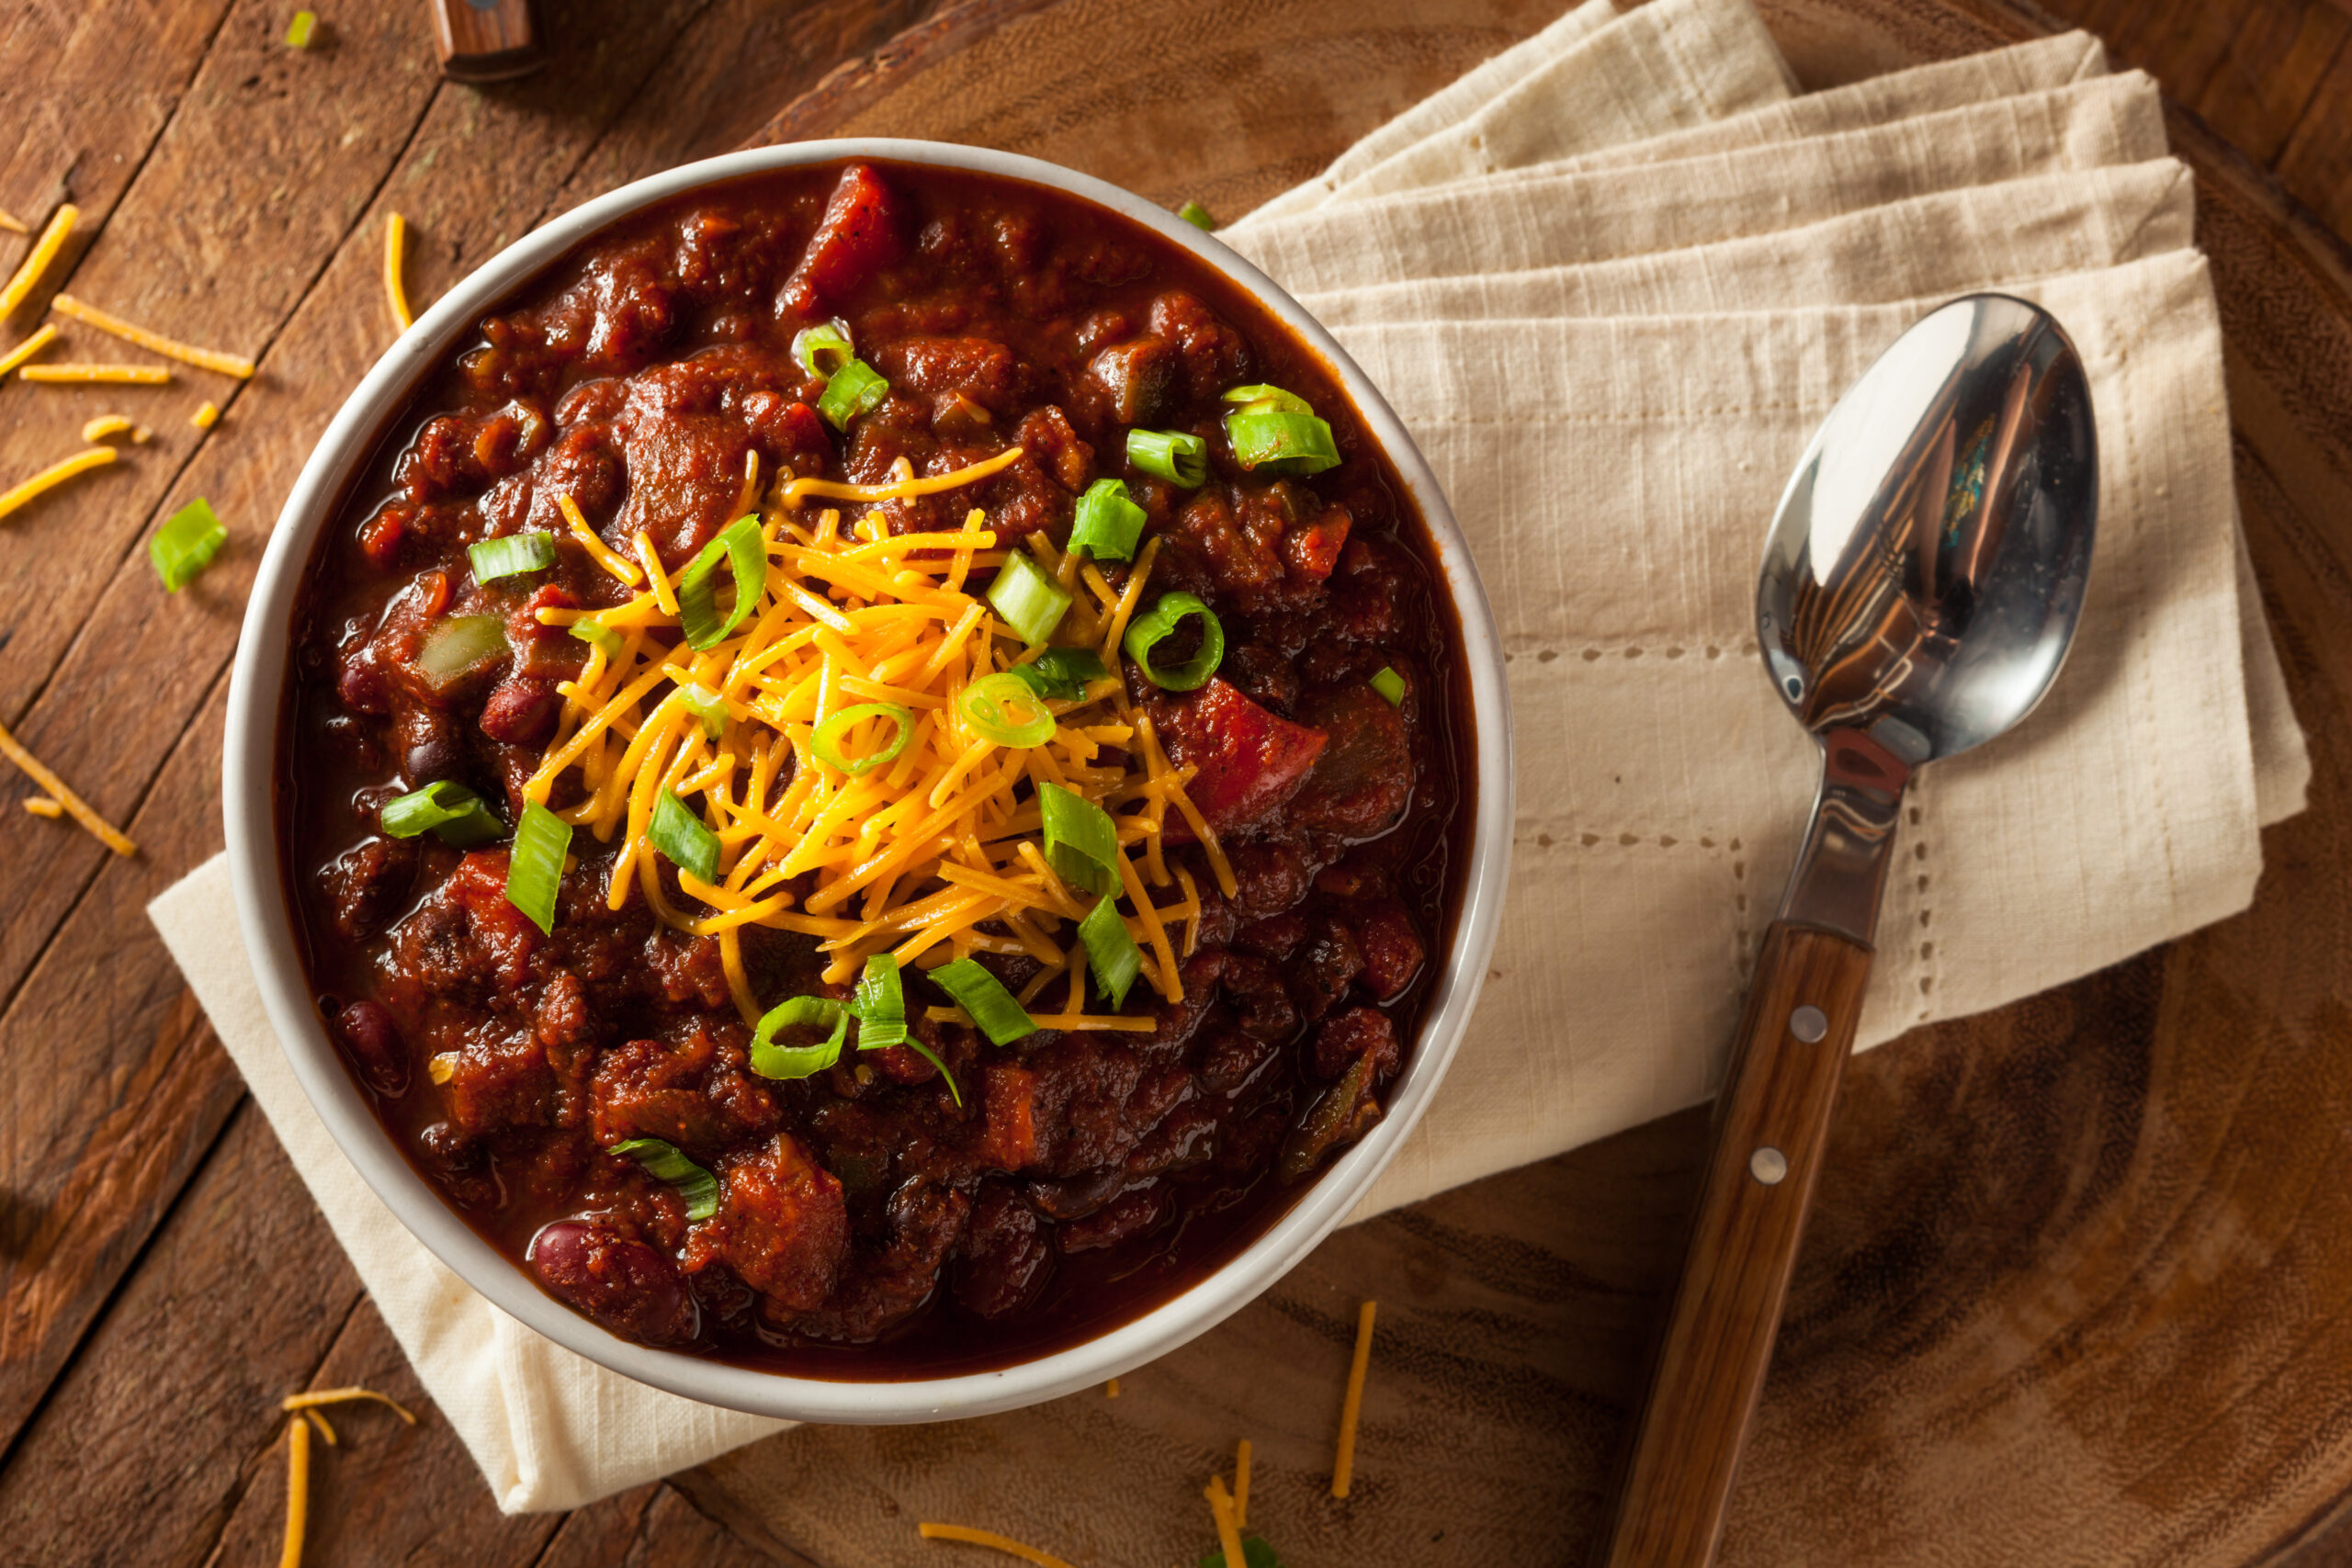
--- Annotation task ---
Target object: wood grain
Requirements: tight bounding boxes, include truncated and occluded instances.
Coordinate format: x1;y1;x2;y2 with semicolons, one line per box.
1599;922;1873;1568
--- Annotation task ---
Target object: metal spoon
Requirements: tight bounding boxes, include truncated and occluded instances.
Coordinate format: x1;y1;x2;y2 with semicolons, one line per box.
1596;293;2098;1568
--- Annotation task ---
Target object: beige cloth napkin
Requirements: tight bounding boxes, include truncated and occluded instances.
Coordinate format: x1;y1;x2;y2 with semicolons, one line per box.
147;0;2305;1512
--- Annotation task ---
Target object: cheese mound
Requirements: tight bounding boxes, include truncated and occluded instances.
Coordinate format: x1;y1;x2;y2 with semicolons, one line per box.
526;448;1233;1029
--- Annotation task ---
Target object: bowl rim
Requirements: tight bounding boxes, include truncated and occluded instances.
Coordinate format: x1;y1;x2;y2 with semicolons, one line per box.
221;138;1515;1422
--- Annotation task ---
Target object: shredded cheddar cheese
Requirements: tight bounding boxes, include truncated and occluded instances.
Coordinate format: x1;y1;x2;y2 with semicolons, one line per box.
0;209;26;235
1104;1377;1120;1397
192;400;220;428
0;446;119;525
0;323;58;377
23;795;62;818
1330;1299;1377;1499
81;414;134;441
915;1523;1076;1568
527;449;1204;1015
1204;1476;1248;1568
0;204;74;318
300;1406;337;1445
280;1385;420;1425
21;363;171;385
0;716;135;855
384;211;413;332
50;293;256;378
1233;1438;1252;1529
280;1416;310;1568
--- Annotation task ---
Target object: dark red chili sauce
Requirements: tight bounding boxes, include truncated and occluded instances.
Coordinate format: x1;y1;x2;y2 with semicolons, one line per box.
277;160;1472;1377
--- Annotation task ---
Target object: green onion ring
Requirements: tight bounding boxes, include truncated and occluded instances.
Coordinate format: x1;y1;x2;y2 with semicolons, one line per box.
676;514;768;650
812;702;915;776
957;672;1056;749
1122;591;1225;691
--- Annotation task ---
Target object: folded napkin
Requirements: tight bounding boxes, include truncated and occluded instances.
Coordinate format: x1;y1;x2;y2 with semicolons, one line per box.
150;0;2306;1513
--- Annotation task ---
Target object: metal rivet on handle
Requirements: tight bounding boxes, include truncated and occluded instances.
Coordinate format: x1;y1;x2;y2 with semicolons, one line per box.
1750;1146;1789;1185
1790;1004;1828;1043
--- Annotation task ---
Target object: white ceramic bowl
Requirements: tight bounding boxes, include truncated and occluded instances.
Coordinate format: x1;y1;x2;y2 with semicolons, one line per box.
222;140;1514;1422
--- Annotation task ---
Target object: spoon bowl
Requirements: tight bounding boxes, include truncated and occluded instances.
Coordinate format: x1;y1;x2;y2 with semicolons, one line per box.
1758;293;2098;764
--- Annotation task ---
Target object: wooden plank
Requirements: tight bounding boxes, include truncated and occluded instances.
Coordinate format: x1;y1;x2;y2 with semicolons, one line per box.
0;677;247;1450
200;1295;560;1568
538;1484;796;1568
2187;0;2351;165
2277;39;2352;239
0;1105;362;1567
0;0;444;1009
0;0;236;241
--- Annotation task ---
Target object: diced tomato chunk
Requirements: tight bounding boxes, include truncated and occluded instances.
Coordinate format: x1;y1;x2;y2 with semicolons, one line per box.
1156;678;1328;837
784;164;910;310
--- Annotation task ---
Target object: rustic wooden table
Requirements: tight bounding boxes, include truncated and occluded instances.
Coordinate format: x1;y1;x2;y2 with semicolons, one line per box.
0;1;2347;1563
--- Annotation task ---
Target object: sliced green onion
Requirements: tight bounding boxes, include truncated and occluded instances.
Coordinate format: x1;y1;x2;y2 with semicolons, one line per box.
958;671;1055;749
285;9;316;48
379;780;505;847
817;357;890;429
930;958;1037;1045
569;616;624;657
749;996;849;1080
1078;895;1143;1010
1010;647;1106;702
1370;665;1407;706
676;514;767;649
987;551;1072;646
150;497;227;592
1040;782;1119;897
679;681;729;741
1126;428;1207;488
1122;592;1225;691
891;1037;964;1106
852;953;907;1051
415;614;509;688
812;702;914;775
1219;384;1313;414
1226;408;1341;476
505;798;571;934
1177;201;1216;230
467;528;557;582
792;318;855;379
650;790;719;884
605;1137;718;1222
1069;477;1146;562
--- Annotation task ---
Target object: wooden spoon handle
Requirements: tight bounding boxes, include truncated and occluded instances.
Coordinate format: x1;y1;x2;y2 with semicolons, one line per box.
1596;919;1873;1568
429;0;546;82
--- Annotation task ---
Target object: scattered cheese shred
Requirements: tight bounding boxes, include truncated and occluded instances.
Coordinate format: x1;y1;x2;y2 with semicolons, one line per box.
1330;1300;1377;1499
1233;1438;1252;1529
0;203;74;318
1104;1377;1120;1398
0;209;26;234
301;1406;337;1445
384;211;413;332
782;445;1025;506
528;455;1193;1013
279;1416;310;1568
23;796;62;818
50;293;256;378
279;1385;420;1425
915;1523;1075;1568
192;400;220;428
0;446;119;525
81;414;133;441
0;716;135;854
560;491;641;585
0;323;58;377
1204;1476;1247;1568
21;363;171;385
